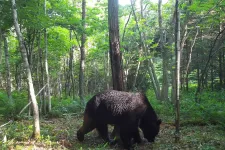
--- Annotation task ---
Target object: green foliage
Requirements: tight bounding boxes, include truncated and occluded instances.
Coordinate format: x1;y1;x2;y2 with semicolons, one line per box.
49;95;93;117
181;90;225;126
0;90;28;119
146;89;174;122
146;89;225;127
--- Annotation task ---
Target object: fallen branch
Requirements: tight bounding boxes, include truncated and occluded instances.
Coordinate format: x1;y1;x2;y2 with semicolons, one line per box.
0;120;13;129
19;84;47;115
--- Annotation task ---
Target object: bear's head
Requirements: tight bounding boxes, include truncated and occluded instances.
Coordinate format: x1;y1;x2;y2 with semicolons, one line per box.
140;119;161;142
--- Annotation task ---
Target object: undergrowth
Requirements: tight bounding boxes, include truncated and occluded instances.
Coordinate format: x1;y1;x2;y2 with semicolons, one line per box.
0;88;225;149
146;88;225;127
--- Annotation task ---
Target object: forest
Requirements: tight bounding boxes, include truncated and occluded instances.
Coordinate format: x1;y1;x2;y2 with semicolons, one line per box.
0;0;225;149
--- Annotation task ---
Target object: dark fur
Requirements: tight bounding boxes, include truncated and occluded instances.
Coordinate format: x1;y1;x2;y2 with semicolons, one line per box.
77;90;161;150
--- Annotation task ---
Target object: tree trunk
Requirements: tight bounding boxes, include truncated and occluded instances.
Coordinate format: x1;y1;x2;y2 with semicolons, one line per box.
44;0;51;113
104;51;110;90
147;59;161;99
38;32;44;114
130;0;142;91
158;0;169;101
131;0;160;98
174;0;180;142
12;0;40;139
3;33;12;102
210;62;214;91
219;50;223;89
69;31;75;99
108;0;124;91
185;27;198;91
15;63;22;91
223;50;225;88
0;29;3;88
79;0;86;105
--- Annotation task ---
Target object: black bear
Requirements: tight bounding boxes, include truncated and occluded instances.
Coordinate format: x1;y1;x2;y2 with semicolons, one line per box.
77;90;161;150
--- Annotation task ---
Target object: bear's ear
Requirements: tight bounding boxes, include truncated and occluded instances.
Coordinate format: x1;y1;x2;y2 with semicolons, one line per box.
157;119;162;125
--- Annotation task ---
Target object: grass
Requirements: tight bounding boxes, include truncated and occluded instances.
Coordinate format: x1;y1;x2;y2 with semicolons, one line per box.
1;114;225;150
0;89;225;149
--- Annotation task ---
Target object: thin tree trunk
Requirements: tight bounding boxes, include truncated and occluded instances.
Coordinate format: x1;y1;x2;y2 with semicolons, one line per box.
79;0;86;105
57;72;62;99
131;0;160;98
158;0;169;101
104;51;110;90
132;58;141;90
15;63;22;91
0;29;2;64
108;0;124;91
174;0;180;142
210;62;214;91
12;0;40;139
107;51;110;89
0;29;3;88
44;0;51;113
69;31;75;99
38;32;44;114
3;34;12;102
185;27;198;90
130;0;142;90
222;51;225;88
219;24;223;89
219;50;222;88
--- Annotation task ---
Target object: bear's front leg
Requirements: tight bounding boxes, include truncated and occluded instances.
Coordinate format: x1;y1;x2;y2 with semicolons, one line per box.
96;123;116;145
119;125;134;150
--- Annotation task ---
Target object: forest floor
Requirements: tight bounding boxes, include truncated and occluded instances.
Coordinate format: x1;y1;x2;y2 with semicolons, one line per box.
1;115;225;150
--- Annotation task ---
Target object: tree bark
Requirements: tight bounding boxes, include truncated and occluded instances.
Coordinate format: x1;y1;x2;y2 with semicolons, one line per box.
0;29;2;64
37;32;44;114
3;33;12;102
11;0;40;139
79;0;86;105
0;29;3;88
158;0;169;101
44;0;51;113
69;31;75;99
174;0;180;142
15;63;22;91
108;0;124;91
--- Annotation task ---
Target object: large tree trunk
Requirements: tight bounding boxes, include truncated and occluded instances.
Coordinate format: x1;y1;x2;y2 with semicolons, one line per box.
44;0;51;113
12;0;40;139
108;0;124;91
174;0;181;142
108;0;124;140
3;33;12;102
